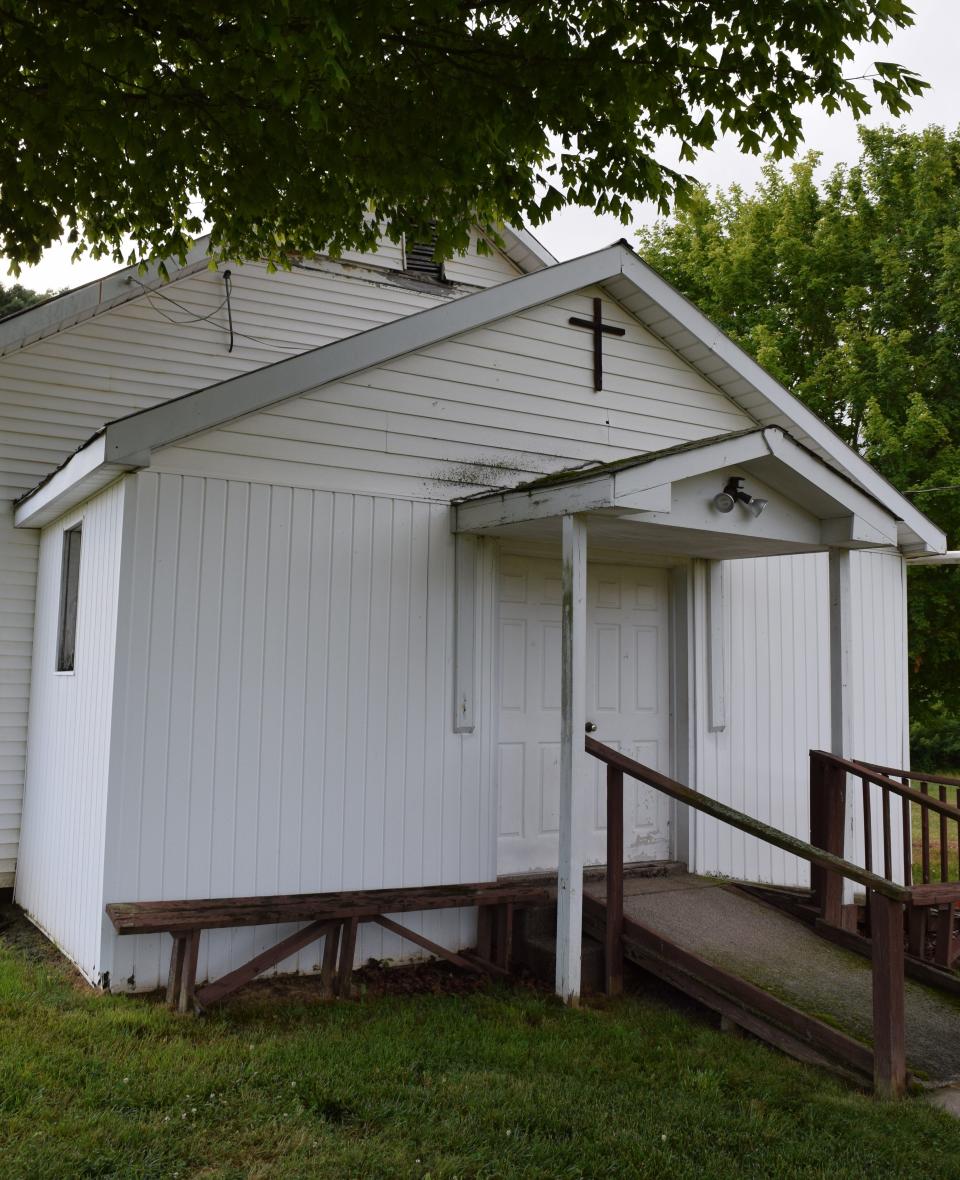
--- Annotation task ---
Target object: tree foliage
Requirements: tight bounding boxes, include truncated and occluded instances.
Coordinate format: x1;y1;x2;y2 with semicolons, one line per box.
638;125;960;728
0;280;45;316
1;1;926;273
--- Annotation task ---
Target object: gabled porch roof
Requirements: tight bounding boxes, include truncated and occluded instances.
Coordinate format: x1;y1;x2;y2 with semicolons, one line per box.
452;426;900;561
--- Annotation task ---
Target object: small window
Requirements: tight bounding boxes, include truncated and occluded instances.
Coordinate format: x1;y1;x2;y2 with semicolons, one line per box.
56;524;82;672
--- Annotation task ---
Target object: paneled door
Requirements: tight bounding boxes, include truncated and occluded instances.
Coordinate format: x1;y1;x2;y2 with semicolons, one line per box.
496;554;671;875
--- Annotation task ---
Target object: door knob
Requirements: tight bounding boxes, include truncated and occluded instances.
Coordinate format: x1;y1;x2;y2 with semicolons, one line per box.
585;721;598;733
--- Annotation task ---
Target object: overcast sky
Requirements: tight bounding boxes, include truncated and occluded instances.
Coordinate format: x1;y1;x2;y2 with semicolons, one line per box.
7;0;960;290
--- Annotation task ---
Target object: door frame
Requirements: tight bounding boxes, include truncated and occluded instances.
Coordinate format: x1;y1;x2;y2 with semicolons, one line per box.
489;538;693;874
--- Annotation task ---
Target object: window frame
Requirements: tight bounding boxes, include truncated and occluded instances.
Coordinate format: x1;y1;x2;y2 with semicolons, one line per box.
55;522;83;673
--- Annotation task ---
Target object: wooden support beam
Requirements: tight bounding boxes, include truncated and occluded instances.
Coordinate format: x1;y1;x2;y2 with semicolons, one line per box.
494;903;514;971
871;892;907;1098
194;920;335;1009
476;906;493;962
320;922;341;999
166;934;187;1010
178;928;201;1014
556;513;588;1005
373;915;481;972
810;752;846;927
337;917;359;998
605;766;624;996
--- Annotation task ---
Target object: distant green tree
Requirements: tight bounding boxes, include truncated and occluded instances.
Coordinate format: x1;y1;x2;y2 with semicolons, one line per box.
0;281;45;317
637;125;960;731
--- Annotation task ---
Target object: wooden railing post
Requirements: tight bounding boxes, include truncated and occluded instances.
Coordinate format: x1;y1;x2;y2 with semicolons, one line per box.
871;891;907;1098
605;765;624;996
810;752;846;926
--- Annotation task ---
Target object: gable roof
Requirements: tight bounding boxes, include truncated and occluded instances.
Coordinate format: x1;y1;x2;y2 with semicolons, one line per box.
14;240;945;554
452;426;902;557
0;224;555;358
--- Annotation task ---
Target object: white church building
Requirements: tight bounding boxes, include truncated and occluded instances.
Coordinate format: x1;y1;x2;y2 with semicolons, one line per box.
0;225;945;995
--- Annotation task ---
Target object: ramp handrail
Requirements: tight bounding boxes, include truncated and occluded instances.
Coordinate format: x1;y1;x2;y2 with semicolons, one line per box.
810;751;960;974
586;735;908;1097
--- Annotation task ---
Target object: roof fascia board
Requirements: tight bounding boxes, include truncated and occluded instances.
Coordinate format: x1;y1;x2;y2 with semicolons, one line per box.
501;224;558;271
612;432;771;497
618;253;944;554
452;472;617;532
0;237;213;356
105;244;627;464
13;435;128;527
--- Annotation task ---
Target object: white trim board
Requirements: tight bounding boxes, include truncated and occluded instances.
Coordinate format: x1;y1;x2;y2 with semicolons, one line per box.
14;242;944;553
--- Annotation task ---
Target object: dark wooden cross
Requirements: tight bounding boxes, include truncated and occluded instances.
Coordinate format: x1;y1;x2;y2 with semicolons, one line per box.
568;297;626;391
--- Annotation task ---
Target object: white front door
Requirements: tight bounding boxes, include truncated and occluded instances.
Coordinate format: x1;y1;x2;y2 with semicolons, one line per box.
496;553;672;875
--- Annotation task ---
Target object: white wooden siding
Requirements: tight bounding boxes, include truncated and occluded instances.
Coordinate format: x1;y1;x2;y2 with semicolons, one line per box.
442;230;524;287
101;472;498;991
0;255;486;888
0;504;36;884
14;481;125;979
151;286;757;500
691;549;908;885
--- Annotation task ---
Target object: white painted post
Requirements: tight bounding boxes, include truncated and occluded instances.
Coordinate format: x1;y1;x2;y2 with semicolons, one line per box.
828;549;857;901
828;549;854;758
556;514;588;1004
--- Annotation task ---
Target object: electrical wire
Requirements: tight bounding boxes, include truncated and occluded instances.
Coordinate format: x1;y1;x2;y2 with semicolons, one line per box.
128;272;320;354
906;484;960;497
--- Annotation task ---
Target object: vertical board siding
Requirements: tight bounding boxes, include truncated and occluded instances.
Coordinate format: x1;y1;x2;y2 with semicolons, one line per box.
693;553;831;886
846;549;909;880
14;481;125;980
0;258;468;890
692;549;908;886
104;473;494;991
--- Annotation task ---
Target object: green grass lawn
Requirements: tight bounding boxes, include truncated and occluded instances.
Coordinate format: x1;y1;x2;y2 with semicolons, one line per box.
910;781;960;883
2;914;960;1180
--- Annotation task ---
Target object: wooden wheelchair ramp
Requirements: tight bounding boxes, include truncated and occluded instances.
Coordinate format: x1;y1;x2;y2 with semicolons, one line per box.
583;874;960;1088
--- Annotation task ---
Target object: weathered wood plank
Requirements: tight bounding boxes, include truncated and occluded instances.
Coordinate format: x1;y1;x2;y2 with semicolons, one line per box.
871;892;907;1098
107;881;550;935
372;915;480;972
194;920;336;1008
605;766;624;997
166;934;187;1010
178;928;201;1015
337;917;359;999
320;923;341;999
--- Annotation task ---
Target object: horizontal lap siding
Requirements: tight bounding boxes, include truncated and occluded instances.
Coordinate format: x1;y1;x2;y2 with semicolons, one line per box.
0;506;35;884
441;231;525;287
15;482;125;979
0;260;456;891
103;473;495;991
151;286;757;498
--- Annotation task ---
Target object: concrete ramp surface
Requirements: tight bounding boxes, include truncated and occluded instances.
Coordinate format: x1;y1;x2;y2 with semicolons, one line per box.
586;874;960;1086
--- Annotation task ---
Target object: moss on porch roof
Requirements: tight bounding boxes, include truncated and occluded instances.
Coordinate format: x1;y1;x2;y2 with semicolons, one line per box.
468;426;767;499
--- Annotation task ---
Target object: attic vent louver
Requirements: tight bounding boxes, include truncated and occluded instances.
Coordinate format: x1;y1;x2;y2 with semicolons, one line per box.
405;224;444;280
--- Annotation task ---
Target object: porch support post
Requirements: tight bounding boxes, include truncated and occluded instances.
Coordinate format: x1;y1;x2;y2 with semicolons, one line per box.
828;549;854;759
828;549;855;903
556;513;588;1004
